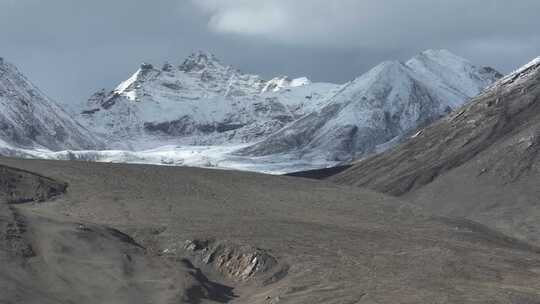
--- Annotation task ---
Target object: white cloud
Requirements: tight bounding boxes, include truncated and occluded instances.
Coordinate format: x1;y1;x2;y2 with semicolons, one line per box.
195;0;288;35
192;0;540;51
193;0;363;46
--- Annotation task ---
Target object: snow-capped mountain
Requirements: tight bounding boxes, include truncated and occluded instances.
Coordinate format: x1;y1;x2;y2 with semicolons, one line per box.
0;57;102;151
239;50;502;162
80;51;339;149
0;50;503;174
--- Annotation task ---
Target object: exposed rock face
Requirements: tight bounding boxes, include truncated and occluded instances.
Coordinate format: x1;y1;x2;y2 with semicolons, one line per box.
0;58;103;151
240;50;501;162
0;165;67;204
183;239;284;285
179;52;222;73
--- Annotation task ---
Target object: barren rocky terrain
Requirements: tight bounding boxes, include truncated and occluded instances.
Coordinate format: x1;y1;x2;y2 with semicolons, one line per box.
332;58;540;247
2;157;540;303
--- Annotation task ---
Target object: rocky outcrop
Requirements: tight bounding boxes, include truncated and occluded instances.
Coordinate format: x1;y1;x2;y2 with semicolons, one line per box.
181;239;287;285
0;165;67;204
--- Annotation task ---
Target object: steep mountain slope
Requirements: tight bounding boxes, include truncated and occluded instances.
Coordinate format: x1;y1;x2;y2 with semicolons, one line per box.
2;157;540;303
0;57;102;151
240;50;501;162
331;56;540;245
79;51;339;149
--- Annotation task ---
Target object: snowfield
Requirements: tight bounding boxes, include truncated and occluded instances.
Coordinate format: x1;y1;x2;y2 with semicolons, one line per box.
0;143;340;174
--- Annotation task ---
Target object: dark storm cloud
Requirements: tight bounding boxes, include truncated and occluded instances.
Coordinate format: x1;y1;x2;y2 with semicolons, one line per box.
1;0;539;108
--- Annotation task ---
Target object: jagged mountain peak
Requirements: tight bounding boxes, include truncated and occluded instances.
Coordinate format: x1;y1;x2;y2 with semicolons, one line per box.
79;51;339;149
415;49;462;60
140;62;155;70
408;49;502;79
408;49;478;75
406;49;501;101
105;51;314;101
179;50;225;72
409;49;470;69
409;49;485;70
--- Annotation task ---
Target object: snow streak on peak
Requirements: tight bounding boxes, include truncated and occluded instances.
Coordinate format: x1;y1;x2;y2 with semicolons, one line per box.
496;56;540;87
261;76;312;93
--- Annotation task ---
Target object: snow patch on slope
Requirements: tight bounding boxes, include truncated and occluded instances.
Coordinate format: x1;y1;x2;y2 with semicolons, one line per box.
495;56;540;87
261;76;311;92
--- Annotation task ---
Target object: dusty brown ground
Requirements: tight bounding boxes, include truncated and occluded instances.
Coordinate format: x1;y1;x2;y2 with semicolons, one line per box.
2;157;540;303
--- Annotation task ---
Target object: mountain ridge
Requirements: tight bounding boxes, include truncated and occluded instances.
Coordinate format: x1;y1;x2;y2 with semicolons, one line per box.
238;49;501;163
78;51;336;150
0;50;503;173
330;55;540;245
0;58;103;151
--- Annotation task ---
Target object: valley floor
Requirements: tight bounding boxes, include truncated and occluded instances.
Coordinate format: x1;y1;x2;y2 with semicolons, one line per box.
1;157;540;303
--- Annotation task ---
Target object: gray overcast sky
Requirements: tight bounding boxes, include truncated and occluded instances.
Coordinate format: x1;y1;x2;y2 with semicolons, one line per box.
1;0;539;108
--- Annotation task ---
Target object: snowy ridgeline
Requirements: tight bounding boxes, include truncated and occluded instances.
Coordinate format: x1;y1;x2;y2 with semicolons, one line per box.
238;49;502;162
0;50;511;173
78;51;340;150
